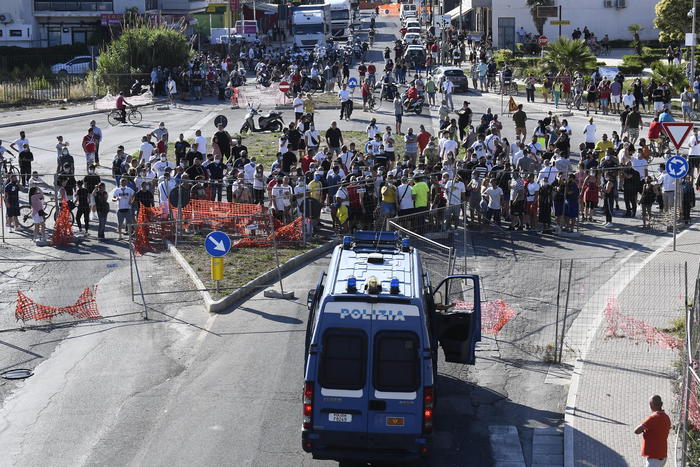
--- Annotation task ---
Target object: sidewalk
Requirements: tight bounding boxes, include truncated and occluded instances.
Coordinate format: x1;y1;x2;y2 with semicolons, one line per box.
0;102;103;129
565;224;700;466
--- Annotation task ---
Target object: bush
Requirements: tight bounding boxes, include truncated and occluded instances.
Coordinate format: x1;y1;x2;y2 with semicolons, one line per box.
97;22;193;93
619;55;645;74
493;49;514;67
651;61;689;93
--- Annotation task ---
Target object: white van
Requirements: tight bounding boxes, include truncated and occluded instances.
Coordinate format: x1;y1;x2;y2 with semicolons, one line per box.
400;3;417;21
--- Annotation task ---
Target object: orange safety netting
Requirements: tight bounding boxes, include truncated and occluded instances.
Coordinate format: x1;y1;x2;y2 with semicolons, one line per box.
453;299;518;336
133;205;170;255
51;198;74;247
15;287;101;322
687;361;700;429
378;3;399;16
603;297;682;349
232;217;305;247
181;200;264;227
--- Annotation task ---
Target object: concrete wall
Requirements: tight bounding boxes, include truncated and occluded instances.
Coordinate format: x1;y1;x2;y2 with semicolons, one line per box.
491;0;659;49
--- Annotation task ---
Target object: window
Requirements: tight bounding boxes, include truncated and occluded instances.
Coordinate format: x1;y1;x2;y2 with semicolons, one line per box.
331;10;350;20
48;27;61;46
72;30;87;44
9;30;22;37
373;331;420;392
292;23;324;35
319;329;366;390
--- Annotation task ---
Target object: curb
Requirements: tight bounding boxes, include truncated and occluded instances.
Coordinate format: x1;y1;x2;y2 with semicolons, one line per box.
167;238;337;313
0;108;105;129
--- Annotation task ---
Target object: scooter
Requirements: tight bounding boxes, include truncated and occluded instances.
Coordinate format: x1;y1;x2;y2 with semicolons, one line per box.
402;93;425;114
240;104;284;133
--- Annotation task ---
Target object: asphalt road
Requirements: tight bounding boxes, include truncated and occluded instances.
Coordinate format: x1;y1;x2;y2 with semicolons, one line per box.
0;11;694;467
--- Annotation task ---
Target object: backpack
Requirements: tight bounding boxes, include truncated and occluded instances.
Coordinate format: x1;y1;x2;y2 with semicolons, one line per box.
112;157;122;175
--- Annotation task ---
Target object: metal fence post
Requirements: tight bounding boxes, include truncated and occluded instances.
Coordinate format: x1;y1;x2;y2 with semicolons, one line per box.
554;258;563;359
270;210;286;295
129;221;149;321
129;223;135;301
558;259;574;363
0;169;5;244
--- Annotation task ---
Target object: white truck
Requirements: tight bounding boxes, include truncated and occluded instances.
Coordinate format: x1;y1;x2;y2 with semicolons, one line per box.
291;5;331;49
326;0;352;40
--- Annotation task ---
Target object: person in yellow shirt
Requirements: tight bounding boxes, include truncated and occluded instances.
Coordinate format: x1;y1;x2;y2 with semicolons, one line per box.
594;133;613;161
303;94;315;120
411;175;430;211
380;175;398;221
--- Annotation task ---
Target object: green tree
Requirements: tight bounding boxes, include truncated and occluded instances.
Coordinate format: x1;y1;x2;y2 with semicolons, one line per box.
628;24;643;55
526;0;555;36
543;37;597;73
654;0;692;43
651;61;689;93
96;23;193;92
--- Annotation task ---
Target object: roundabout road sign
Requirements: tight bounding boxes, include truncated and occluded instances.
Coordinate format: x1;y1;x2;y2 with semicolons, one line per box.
348;77;358;89
205;231;231;257
666;155;689;179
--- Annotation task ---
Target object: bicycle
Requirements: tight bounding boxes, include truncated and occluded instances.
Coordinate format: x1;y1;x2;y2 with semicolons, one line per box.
497;81;518;96
566;92;583;111
107;106;143;126
18;195;75;228
367;93;380;112
0;155;20;177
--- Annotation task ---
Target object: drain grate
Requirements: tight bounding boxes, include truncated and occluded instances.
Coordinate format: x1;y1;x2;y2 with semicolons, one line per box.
1;369;34;380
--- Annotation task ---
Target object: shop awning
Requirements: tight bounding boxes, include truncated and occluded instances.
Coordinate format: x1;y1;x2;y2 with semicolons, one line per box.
445;0;491;20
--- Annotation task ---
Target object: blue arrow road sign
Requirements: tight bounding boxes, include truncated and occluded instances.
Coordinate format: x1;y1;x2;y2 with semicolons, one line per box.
348;77;358;89
205;231;231;257
667;155;689;179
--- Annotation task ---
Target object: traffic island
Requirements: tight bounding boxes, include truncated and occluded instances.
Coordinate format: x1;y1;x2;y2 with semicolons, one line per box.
167;239;337;313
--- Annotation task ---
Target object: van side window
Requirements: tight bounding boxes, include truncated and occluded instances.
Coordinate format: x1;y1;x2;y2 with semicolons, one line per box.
373;331;420;392
320;329;367;390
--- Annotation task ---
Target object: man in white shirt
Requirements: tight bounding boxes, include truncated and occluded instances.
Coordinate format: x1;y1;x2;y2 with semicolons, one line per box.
622;90;636;109
537;159;559;185
470;136;488;159
527;135;543;155
194;129;207;155
511;142;525;167
484;131;500;154
658;166;676;213
396;177;415;214
151;122;169;146
338;84;352;120
441;137;459;160
152;154;175;178
138;135;154;163
688;128;700;176
442;77;454;110
305;124;321;154
244;159;256;184
111;178;135;239
10;130;29;153
631;150;648;180
583;118;597;150
367;119;380;140
483;179;504;226
158;169;177;211
444;173;465;229
293;94;304;122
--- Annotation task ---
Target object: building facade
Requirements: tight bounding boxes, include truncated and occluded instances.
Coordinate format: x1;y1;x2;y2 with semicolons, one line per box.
0;0;207;48
490;0;659;50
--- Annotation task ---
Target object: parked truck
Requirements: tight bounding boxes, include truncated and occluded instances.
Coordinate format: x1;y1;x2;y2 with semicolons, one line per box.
291;4;331;49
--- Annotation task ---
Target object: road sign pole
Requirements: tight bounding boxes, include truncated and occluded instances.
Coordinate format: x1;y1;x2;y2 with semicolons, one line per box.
674;174;679;252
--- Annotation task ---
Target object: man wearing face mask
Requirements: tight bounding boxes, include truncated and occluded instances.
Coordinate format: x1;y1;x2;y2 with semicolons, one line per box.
151;122;169;150
83;164;101;220
186;158;207;180
153;154;175;179
208;154;226;201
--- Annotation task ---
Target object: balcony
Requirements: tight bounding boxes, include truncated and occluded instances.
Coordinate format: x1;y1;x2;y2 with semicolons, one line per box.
34;1;114;12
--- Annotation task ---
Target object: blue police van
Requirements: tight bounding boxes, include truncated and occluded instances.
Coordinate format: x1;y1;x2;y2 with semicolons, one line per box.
302;231;482;463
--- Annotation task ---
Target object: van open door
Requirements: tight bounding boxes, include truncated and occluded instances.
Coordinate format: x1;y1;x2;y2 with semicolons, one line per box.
431;275;481;364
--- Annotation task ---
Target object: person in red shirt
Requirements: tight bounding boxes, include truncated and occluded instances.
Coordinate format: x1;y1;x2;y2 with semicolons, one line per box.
405;84;418;109
647;117;663;141
300;152;314;173
367;63;377;87
361;80;372;111
115;91;131;123
634;395;671;466
291;71;302;95
417;124;431;153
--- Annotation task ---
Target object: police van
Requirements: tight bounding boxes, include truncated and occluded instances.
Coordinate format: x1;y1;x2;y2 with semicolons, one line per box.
302;231;481;463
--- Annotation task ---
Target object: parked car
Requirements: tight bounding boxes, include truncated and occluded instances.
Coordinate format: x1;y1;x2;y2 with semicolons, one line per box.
51;56;97;76
404;19;421;29
403;44;426;64
403;33;422;46
432;66;470;93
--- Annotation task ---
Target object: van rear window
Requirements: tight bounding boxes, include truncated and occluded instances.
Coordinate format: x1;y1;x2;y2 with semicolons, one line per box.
320;329;367;390
373;332;420;392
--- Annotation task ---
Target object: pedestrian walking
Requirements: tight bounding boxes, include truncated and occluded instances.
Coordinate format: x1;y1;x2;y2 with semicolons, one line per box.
94;183;110;240
17;143;33;186
4;174;21;232
89;120;102;166
28;186;46;242
634;395;671;467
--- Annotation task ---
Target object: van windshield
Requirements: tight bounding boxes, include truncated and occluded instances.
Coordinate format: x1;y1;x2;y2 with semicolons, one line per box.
293;24;324;35
373;331;420;392
320;329;367;390
331;10;350;20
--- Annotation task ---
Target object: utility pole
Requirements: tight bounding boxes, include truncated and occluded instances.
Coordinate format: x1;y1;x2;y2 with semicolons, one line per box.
692;0;697;86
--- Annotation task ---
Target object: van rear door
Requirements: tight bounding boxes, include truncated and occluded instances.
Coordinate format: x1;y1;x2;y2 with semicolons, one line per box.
313;302;370;436
432;275;482;364
367;304;423;441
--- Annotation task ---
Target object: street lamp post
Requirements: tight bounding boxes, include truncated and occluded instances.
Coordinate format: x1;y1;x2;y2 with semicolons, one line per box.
692;0;697;88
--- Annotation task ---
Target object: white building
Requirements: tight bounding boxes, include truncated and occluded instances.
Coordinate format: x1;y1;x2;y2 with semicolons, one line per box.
0;0;207;48
448;0;659;50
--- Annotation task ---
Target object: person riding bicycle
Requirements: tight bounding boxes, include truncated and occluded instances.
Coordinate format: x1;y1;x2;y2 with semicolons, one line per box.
647;117;663;140
501;65;513;86
115;91;132;123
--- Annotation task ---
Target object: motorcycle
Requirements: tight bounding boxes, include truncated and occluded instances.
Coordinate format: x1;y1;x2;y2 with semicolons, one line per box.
378;82;398;101
240;104;284;133
402;93;425;115
257;70;272;88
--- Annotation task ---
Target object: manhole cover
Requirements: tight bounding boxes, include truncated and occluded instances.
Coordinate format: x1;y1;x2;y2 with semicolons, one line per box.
1;369;33;380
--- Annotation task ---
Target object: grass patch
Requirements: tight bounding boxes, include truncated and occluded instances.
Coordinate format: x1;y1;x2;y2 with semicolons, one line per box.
661;315;686;339
176;240;321;299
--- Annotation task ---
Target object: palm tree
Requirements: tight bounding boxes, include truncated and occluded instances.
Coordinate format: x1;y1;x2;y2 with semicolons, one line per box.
544;37;597;73
651;61;688;93
628;24;644;55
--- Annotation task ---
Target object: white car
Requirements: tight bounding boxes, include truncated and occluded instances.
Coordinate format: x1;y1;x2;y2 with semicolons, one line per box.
403;32;422;46
404;19;420;29
51;56;96;75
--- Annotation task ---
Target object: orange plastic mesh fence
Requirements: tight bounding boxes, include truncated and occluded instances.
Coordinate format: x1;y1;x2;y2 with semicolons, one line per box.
453;300;518;336
15;287;101;322
232;217;304;247
51;198;74;247
603;297;682;350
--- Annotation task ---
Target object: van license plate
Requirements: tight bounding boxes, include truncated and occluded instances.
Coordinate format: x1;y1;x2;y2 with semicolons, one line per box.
329;413;352;423
386;417;405;426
